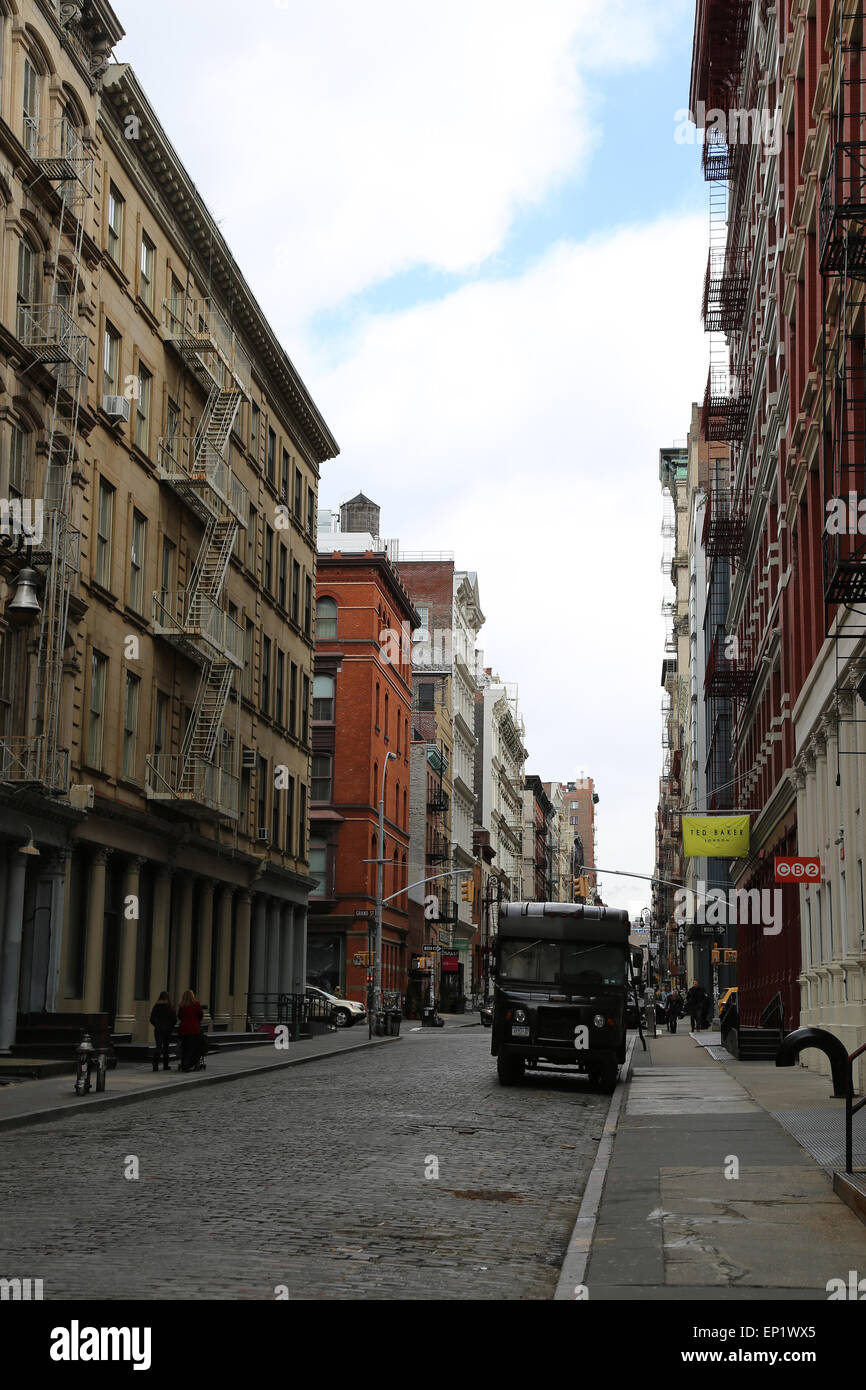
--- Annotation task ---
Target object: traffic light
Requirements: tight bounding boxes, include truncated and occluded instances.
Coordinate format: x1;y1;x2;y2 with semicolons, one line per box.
461;879;473;902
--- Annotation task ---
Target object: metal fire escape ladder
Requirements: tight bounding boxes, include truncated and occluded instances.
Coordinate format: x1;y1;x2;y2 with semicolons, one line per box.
10;121;92;794
146;297;250;818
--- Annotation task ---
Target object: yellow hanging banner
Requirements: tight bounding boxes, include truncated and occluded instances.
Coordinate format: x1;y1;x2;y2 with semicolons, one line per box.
681;815;750;858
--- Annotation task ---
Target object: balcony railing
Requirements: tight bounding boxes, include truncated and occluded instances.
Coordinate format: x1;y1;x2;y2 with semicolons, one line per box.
23;117;93;190
145;754;238;819
157;438;249;527
0;736;69;792
162;297;251;395
820;142;866;276
152;590;244;667
18;304;87;373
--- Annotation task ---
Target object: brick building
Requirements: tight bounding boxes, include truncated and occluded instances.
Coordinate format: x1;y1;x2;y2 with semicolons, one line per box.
308;545;418;1005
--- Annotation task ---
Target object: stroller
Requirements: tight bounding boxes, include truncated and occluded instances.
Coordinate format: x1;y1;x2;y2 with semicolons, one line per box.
179;1030;208;1071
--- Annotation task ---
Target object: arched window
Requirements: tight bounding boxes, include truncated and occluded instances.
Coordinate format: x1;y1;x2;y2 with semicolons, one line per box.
373;761;378;806
16;238;37;337
394;781;399;821
316;596;337;639
22;50;43;156
403;789;407;828
375;682;380;729
312;674;334;721
384;690;389;739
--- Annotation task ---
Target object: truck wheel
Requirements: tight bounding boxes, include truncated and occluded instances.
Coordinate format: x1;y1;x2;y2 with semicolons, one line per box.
497;1053;525;1086
599;1062;618;1094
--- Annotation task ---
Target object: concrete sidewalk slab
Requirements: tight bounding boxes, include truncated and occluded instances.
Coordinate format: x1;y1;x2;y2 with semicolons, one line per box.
575;1030;866;1300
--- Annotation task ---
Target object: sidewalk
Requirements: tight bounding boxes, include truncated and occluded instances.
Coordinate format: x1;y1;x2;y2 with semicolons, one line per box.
557;1027;866;1300
0;1026;401;1135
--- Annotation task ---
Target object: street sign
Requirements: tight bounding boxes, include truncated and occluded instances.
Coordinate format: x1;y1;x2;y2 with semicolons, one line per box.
353;909;376;919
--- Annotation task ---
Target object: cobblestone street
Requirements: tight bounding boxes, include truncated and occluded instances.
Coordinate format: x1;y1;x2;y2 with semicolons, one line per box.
0;1028;610;1300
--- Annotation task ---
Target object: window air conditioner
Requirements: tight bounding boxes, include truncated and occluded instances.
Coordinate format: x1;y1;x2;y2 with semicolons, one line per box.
242;749;256;770
256;827;270;843
102;395;131;422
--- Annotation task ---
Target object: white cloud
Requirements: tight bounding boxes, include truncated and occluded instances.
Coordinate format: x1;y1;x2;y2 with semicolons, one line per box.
118;0;692;329
310;212;707;906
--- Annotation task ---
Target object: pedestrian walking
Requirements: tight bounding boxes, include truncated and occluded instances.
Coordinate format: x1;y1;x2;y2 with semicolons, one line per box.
177;989;204;1072
149;991;176;1072
685;980;709;1032
666;989;683;1034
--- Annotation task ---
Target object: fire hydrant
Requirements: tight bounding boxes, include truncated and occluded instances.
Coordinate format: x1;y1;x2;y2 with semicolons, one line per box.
74;1034;106;1095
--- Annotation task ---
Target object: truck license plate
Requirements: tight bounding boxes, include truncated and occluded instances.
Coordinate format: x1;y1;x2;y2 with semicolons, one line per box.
511;1025;530;1037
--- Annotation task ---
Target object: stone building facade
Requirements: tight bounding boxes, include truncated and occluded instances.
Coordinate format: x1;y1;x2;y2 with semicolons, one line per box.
0;1;338;1047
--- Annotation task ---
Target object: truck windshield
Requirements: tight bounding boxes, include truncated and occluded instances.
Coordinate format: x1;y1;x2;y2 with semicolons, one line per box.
499;939;626;988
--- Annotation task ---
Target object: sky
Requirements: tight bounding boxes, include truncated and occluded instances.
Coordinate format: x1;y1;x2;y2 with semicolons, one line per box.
115;0;708;915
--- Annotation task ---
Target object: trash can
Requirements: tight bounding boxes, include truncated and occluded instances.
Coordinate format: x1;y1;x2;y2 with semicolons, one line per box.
388;1011;402;1036
375;1011;388;1036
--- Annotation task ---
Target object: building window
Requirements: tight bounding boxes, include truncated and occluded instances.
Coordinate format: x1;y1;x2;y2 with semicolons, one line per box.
103;322;120;396
165;399;180;459
129;510;146;612
375;682;380;727
299;783;307;858
154;690;170;758
278;545;287;608
16;239;35;337
267;426;276;485
275;649;285;726
294;467;303;518
123;672;140;779
417;683;434;711
285;774;295;853
311;754;332;803
264;525;273;593
261;634;271;715
88;650;108;768
307;488;314;535
243;619;254;700
161;536;176;593
304;576;312;634
257;754;268;835
107;183;124;266
291;560;300;624
301;673;309;743
135;365;152;453
169;275;183;329
95;479;114;587
313;674;335;721
247;505;257;571
22;56;40;155
289;661;297;734
281;447;290;500
414;605;430;641
140;233;155;309
316;597;337;638
9;424;29;496
309;841;326;895
250;402;260;461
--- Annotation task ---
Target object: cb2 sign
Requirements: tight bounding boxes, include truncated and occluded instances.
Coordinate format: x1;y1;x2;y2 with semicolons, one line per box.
775;856;821;883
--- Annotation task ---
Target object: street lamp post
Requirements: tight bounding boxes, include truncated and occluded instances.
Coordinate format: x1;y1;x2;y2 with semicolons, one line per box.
374;750;398;1021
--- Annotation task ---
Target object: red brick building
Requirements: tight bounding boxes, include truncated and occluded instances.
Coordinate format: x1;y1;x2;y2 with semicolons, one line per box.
307;551;418;1004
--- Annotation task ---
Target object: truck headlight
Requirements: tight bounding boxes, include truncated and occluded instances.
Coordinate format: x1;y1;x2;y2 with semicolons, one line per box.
593;1014;605;1029
514;1008;527;1024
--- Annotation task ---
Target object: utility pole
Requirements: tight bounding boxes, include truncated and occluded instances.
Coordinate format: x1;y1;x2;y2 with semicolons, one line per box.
375;750;398;1020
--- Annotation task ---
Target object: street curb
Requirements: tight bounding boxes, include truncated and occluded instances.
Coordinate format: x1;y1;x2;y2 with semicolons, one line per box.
0;1035;402;1136
553;1033;638;1301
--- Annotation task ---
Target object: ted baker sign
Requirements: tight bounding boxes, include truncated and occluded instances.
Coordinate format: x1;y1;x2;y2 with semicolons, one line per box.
775;856;821;883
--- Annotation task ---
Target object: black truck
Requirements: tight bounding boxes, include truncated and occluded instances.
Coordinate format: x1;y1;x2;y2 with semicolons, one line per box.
491;902;632;1092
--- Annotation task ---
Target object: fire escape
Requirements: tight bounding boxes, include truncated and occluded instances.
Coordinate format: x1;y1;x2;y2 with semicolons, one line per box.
0;118;92;792
821;5;866;605
145;297;250;818
698;0;753;447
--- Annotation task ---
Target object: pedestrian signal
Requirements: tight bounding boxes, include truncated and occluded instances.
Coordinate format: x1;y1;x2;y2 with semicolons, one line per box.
461;879;473;902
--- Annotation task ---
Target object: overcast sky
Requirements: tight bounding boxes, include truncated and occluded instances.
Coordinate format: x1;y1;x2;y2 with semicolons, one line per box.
115;1;707;915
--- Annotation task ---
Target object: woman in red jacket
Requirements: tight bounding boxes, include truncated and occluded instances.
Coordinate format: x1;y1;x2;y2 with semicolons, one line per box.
177;989;204;1071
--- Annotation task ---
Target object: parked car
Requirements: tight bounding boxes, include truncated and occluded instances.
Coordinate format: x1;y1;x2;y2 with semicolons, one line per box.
718;986;738;1016
305;985;366;1028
